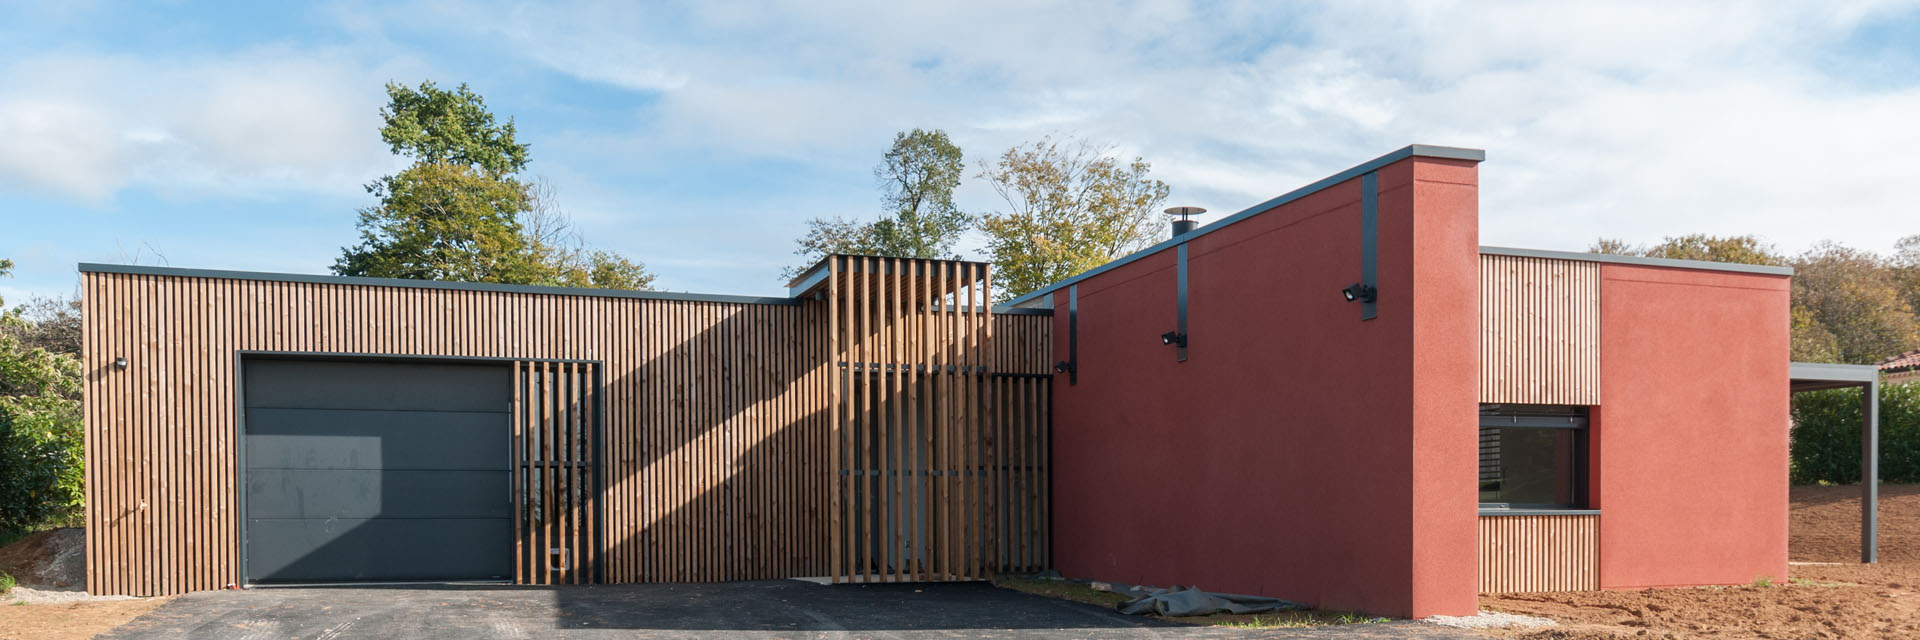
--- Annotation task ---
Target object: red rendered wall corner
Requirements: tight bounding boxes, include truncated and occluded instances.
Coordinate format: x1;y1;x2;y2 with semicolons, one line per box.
1594;264;1791;589
1046;154;1481;618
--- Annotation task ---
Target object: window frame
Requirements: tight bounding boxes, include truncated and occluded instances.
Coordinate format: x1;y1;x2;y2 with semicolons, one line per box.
1477;408;1590;513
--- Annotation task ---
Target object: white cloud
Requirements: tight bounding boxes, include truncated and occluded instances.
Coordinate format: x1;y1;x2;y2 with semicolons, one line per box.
0;48;402;203
444;0;1920;260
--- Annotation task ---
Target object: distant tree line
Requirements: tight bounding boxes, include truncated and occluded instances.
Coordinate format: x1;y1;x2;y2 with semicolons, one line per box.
1593;234;1920;364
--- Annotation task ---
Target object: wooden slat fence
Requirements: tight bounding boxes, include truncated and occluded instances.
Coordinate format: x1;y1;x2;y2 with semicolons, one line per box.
823;256;1051;582
512;361;599;585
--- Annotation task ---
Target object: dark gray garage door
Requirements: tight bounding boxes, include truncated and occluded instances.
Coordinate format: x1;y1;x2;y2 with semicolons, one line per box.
243;359;511;583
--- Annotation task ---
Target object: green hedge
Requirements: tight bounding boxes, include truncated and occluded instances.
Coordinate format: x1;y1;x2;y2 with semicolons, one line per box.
1791;380;1920;485
0;395;83;531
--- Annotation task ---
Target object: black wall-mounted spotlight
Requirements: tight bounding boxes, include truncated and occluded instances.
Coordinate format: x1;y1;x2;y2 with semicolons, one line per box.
1160;331;1187;348
113;356;129;370
1341;283;1377;304
1053;360;1076;374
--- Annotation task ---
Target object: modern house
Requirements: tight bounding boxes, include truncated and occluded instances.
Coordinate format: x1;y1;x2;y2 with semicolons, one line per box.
80;145;1811;618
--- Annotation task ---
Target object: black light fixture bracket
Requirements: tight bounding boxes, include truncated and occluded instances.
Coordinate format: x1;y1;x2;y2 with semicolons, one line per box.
1342;283;1378;304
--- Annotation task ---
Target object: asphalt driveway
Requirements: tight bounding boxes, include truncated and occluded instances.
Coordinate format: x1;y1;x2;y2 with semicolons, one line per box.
98;580;1483;639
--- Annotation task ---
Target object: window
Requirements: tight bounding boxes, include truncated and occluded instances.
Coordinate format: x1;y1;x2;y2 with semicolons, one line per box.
1479;405;1587;510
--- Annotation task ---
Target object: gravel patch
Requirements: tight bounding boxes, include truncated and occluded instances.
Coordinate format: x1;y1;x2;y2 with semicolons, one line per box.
3;585;140;605
1421;610;1556;629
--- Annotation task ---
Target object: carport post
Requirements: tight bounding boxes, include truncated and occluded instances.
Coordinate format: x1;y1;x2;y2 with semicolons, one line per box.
1863;377;1879;563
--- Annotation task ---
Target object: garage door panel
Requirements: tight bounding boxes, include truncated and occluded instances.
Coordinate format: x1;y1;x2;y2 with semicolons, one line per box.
244;360;509;412
243;359;512;584
245;408;507;470
246;518;512;582
245;469;510;519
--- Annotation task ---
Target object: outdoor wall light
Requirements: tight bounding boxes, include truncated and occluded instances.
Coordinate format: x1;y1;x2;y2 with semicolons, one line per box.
1160;331;1187;348
1341;283;1377;304
113;356;129;370
1053;360;1075;374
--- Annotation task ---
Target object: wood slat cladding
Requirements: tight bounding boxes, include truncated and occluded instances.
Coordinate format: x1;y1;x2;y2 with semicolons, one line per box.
1480;254;1600;405
82;264;1050;596
1479;514;1600;593
823;256;1052;583
512;361;599;585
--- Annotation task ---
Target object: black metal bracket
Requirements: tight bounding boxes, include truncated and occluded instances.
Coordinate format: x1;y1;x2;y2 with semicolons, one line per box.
1059;285;1078;384
1360;171;1379;320
1175;243;1190;361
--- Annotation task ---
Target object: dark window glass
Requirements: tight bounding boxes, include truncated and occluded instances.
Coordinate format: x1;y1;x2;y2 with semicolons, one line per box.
1478;427;1581;507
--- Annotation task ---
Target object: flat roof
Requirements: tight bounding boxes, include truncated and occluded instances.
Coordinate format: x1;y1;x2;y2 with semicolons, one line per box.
78;263;803;306
1790;362;1881;390
1480;246;1794;277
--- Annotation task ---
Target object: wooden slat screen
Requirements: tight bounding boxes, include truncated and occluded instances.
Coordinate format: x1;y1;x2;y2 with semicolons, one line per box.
1478;514;1599;593
824;257;1050;583
81;261;1049;596
512;361;599;585
1479;254;1600;405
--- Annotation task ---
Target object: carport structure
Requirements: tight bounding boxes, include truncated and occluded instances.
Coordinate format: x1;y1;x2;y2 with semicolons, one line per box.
1788;362;1882;563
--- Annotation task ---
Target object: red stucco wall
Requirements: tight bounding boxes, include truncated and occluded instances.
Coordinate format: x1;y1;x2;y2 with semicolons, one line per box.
1594;263;1790;589
1047;155;1480;617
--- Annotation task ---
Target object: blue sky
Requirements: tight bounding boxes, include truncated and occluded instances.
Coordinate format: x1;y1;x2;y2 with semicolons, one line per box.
4;1;1920;302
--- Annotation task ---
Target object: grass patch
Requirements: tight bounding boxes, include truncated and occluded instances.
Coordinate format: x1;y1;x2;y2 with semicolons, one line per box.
992;577;1132;608
1;571;14;596
991;576;1392;628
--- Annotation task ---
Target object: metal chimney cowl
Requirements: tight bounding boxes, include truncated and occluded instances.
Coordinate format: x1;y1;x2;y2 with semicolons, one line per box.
1165;206;1205;239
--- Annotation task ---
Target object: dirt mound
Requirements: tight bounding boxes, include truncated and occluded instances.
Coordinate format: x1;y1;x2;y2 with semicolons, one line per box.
1481;484;1920;639
0;528;85;589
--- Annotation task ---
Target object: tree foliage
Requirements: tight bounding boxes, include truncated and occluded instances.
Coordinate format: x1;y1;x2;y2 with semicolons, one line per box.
787;129;969;279
1792;241;1919;364
337;81;654;290
1590;234;1920;364
976;136;1170;301
0;259;85;532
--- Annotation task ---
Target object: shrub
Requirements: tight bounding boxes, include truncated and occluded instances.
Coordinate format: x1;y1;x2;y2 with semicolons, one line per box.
0;571;14;595
0;395;84;531
1792;381;1920;485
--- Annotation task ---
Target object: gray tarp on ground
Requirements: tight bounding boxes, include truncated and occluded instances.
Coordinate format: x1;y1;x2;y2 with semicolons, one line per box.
1117;586;1306;617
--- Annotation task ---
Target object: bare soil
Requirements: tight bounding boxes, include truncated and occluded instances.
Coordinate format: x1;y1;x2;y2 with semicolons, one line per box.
1481;483;1920;639
0;528;85;588
0;527;173;639
0;597;173;640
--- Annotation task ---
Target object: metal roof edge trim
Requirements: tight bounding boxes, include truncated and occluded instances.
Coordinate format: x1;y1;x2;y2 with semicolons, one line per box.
78;263;803;306
1790;362;1881;383
1478;246;1795;276
1000;144;1486;309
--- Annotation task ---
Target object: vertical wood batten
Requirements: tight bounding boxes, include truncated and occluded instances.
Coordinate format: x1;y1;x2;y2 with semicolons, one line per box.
1479;254;1600;405
1478;514;1599;593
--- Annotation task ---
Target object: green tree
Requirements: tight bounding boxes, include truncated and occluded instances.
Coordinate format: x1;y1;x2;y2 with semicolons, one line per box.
1793;241;1919;364
786;129;969;279
976;136;1170;301
0;259;85;532
337;81;654;290
1891;234;1920;327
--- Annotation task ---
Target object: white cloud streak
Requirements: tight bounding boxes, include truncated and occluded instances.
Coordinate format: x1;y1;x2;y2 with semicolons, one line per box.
0;47;403;203
447;0;1920;257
